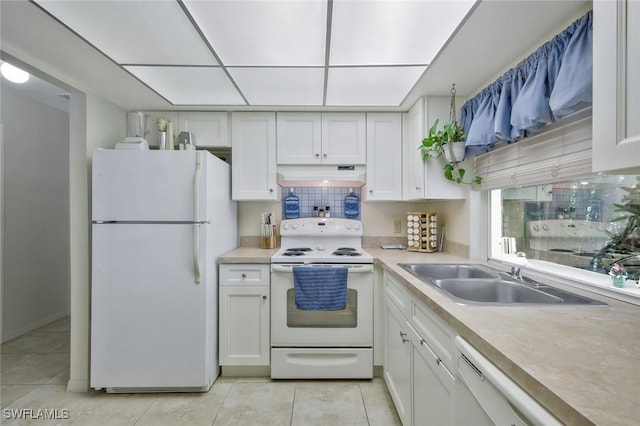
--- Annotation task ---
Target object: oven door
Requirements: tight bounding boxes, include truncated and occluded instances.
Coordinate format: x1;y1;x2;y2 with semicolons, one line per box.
270;263;374;347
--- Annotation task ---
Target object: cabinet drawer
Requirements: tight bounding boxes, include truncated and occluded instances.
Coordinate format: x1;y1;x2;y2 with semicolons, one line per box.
383;272;411;317
411;298;455;370
220;264;270;286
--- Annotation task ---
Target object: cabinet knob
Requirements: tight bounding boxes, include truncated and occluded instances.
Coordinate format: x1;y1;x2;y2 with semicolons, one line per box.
369;189;373;193
262;295;267;300
315;153;320;157
269;188;274;193
420;338;426;346
399;331;409;343
415;186;421;190
323;153;327;158
436;358;441;366
241;273;247;279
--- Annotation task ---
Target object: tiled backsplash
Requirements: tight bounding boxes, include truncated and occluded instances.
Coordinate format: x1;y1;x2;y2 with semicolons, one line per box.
281;187;361;219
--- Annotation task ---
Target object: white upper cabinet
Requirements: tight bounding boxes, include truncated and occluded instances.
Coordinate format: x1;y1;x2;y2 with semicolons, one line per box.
178;112;229;148
320;113;367;165
231;112;277;200
277;112;366;165
365;113;402;201
402;97;466;200
276;112;322;164
403;99;427;200
593;0;640;174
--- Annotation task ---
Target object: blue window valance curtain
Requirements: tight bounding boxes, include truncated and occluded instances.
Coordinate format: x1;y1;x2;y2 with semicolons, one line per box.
461;10;592;156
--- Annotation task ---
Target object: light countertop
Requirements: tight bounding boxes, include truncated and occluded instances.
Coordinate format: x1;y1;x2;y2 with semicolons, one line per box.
218;247;277;264
218;246;640;425
369;248;640;426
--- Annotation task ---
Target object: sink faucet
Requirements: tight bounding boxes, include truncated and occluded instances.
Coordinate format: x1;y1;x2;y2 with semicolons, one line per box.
510;266;523;280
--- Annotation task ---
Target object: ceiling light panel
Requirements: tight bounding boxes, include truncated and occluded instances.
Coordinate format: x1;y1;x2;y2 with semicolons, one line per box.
326;66;426;106
35;1;217;65
330;0;475;66
182;0;327;66
124;66;244;105
228;67;324;106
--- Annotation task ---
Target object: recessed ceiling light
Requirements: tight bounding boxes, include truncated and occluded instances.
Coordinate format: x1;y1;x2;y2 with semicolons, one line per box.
1;63;30;84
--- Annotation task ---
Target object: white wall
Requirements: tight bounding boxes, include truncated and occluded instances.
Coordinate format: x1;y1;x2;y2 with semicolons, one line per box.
237;198;470;246
67;92;126;392
1;84;70;341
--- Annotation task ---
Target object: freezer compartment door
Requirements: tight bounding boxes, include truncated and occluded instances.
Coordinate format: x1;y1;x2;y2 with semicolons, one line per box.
92;150;209;222
91;223;216;389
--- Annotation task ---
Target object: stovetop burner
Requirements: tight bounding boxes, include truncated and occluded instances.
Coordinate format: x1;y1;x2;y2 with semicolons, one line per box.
281;251;307;257
287;247;312;252
332;248;362;256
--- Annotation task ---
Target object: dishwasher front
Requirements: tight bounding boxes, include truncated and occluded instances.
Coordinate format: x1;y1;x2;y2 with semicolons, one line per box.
454;336;562;426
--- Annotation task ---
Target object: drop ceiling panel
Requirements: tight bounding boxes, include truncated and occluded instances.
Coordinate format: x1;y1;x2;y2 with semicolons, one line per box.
35;1;217;65
330;0;475;66
183;0;327;66
228;67;324;106
326;66;426;106
124;66;244;105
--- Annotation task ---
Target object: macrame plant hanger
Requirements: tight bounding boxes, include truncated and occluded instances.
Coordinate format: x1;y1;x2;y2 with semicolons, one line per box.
449;84;458;125
446;83;464;165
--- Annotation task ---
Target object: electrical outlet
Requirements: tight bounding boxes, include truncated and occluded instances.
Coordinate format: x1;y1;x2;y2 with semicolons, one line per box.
393;220;401;234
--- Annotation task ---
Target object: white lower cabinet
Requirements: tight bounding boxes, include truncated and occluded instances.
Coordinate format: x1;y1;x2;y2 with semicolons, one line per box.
219;264;270;366
383;271;456;426
384;295;412;425
411;326;455;426
383;269;563;426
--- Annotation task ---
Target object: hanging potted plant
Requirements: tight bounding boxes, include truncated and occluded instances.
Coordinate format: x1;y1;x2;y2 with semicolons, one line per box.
420;85;482;185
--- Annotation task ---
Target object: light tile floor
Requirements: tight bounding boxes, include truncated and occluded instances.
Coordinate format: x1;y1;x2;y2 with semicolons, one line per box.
1;317;401;425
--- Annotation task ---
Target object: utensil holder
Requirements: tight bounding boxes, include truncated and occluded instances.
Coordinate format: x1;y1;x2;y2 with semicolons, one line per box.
261;225;278;249
261;235;277;249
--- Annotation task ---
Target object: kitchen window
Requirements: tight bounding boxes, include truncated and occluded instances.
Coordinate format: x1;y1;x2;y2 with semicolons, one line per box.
489;175;640;303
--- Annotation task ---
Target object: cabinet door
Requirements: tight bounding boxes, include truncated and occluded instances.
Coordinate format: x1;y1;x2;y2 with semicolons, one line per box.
219;285;270;366
231;112;277;200
321;113;366;164
593;0;640;173
409;324;455;426
383;296;412;426
365;113;402;201
276;112;321;164
403;99;426;200
178;112;229;147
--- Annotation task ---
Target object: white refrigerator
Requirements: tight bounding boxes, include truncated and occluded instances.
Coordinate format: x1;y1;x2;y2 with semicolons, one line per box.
90;149;237;392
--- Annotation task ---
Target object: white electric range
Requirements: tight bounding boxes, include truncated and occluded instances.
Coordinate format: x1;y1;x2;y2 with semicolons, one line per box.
270;218;374;379
271;218;373;264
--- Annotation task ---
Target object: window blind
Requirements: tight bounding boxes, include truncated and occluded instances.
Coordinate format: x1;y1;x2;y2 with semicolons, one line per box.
473;107;592;190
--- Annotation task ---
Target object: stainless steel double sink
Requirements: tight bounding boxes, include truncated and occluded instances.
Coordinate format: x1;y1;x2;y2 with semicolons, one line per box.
398;263;607;306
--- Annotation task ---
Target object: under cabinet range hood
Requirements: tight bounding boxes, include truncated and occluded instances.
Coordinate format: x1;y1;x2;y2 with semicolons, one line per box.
277;165;365;187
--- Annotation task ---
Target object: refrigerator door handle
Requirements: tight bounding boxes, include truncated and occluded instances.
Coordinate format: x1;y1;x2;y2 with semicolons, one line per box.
194;151;202;223
194;224;201;283
193;152;203;283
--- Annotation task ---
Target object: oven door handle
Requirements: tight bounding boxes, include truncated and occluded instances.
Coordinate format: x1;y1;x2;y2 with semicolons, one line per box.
271;264;373;273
